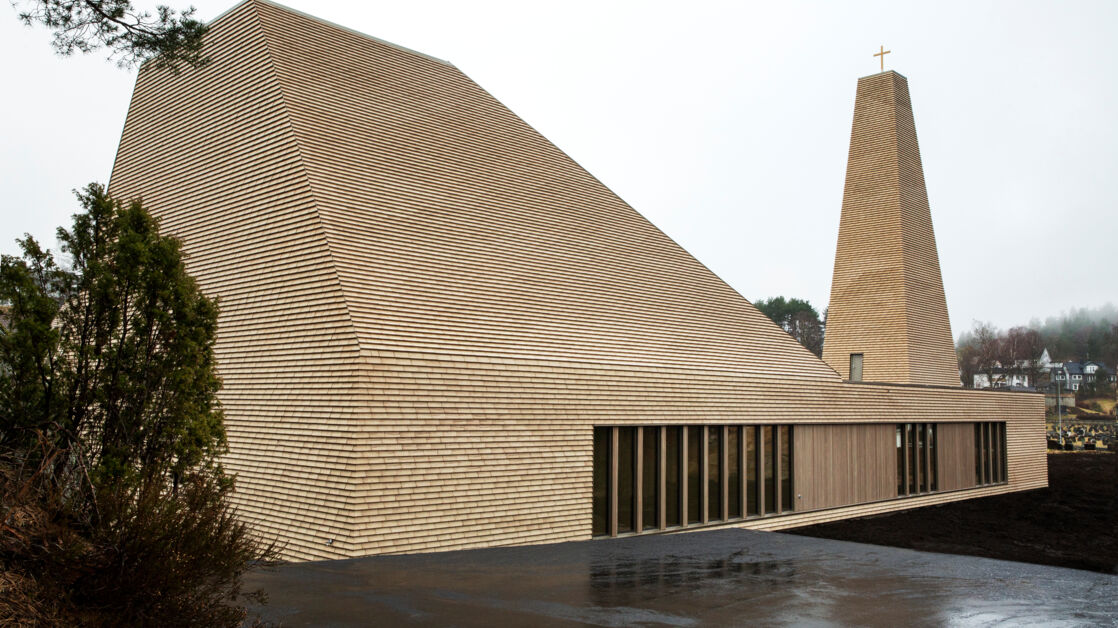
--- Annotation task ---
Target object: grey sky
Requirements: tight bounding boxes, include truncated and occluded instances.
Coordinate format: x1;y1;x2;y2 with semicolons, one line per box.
2;0;1115;338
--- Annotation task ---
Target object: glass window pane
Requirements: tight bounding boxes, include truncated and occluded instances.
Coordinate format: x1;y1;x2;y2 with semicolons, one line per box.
763;426;776;514
992;423;998;482
928;424;937;492
617;427;636;533
984;423;993;484
996;423;1001;482
980;423;987;484
989;423;995;482
780;425;793;512
708;427;722;521
997;422;1006;480
1000;423;1008;483
974;423;982;484
687;426;701;524
642;428;658;530
665;427;681;527
728;426;741;519
896;424;904;495
907;423;916;494
850;353;863;382
999;423;1006;482
993;423;998;482
593;427;610;536
917;423;926;493
746;426;758;516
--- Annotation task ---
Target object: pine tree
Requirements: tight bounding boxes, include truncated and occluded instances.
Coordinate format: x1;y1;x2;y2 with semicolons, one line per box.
14;0;208;71
0;184;274;626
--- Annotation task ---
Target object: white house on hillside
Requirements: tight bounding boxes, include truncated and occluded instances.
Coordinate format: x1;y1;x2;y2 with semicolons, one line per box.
972;349;1051;389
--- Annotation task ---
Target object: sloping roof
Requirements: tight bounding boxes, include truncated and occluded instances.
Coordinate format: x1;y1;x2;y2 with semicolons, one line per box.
287;2;847;378
1084;361;1114;376
118;0;838;381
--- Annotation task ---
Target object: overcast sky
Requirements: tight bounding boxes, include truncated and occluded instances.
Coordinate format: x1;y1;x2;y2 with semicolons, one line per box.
2;0;1115;337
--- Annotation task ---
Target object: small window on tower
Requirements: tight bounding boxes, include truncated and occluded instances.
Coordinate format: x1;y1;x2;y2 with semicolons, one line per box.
850;353;864;382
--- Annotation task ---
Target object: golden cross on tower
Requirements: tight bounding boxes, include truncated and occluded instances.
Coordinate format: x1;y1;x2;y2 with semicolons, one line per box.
874;45;891;71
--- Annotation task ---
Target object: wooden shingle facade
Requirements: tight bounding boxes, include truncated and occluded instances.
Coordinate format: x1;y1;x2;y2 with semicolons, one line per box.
822;71;961;387
108;1;1046;561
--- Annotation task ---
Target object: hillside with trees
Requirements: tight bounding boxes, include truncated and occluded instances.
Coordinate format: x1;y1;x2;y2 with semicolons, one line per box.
956;305;1118;391
753;297;825;357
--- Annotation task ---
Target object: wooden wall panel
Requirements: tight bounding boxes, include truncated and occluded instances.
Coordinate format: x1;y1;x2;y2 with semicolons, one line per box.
107;0;1050;560
794;424;896;511
937;423;976;491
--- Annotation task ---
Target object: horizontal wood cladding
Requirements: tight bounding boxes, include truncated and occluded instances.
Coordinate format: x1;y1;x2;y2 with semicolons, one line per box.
108;0;367;561
106;0;1049;560
336;353;1046;556
793;424;895;511
822;71;960;387
250;0;837;380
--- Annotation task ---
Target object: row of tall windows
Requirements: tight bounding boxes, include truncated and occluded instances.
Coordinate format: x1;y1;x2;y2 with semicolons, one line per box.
975;422;1008;485
896;423;938;496
592;425;793;537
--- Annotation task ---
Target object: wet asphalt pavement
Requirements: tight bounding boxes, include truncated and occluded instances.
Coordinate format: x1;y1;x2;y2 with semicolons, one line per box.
244;528;1118;627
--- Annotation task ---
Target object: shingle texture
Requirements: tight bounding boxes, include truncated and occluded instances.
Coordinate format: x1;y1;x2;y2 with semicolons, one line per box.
822;71;961;387
108;1;1045;561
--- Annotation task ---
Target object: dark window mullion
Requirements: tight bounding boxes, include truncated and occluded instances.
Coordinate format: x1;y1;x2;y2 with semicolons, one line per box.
635;428;643;533
758;427;767;515
610;427;619;536
898;422;907;496
988;422;997;480
778;422;787;511
701;426;709;524
925;422;934;491
739;427;746;518
1001;423;1008;483
675;426;684;525
724;424;733;518
974;423;982;485
592;427;610;536
652;424;661;527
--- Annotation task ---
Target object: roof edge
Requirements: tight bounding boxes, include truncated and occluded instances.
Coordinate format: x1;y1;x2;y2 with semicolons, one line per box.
209;0;454;68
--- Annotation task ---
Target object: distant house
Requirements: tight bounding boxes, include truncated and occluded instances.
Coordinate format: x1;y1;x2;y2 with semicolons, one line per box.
973;369;1032;389
972;349;1051;389
1036;348;1053;370
1049;360;1116;391
1084;361;1117;385
968;351;1117;392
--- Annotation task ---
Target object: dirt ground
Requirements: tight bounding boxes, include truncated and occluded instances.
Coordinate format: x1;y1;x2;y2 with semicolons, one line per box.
788;453;1118;574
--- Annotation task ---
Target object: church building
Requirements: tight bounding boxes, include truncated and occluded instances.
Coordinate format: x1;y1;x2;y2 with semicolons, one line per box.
107;0;1046;561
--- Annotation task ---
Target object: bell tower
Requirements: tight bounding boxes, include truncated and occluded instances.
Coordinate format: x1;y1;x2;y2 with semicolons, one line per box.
822;70;960;387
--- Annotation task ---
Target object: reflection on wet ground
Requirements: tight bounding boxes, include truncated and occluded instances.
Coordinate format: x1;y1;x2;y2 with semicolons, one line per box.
245;529;1118;626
